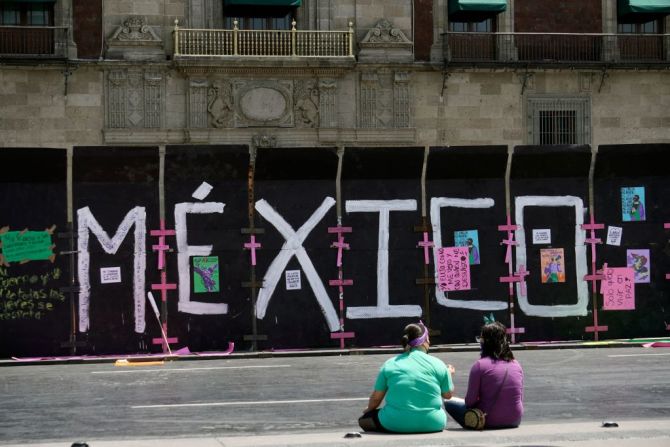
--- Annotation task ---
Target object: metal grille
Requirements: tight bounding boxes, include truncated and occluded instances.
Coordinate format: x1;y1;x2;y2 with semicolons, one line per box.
527;97;591;145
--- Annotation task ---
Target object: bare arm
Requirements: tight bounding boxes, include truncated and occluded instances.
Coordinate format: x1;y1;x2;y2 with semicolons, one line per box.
442;364;455;399
364;390;386;413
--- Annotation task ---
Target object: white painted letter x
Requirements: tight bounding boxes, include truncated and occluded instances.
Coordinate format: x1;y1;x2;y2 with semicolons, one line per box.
255;197;339;331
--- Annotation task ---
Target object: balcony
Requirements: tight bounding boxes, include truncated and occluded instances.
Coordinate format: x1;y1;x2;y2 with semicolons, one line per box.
173;20;354;59
443;32;670;67
0;26;69;59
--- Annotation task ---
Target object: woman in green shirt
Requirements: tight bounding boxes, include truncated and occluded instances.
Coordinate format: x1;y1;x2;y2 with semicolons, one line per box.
358;322;455;433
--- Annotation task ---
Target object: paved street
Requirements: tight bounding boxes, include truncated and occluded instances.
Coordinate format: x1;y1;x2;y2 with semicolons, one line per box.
0;346;669;445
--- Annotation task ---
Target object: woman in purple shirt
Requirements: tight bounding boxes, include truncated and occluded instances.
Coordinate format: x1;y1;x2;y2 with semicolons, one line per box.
444;321;524;429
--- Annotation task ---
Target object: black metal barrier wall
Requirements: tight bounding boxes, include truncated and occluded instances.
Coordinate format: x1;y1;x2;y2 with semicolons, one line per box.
1;144;668;356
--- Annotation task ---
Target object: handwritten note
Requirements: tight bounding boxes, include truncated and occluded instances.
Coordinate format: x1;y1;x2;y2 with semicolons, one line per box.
601;266;635;310
437;247;471;292
100;267;121;284
0;266;65;320
606;226;622;246
285;270;301;290
532;229;551;245
0;231;54;263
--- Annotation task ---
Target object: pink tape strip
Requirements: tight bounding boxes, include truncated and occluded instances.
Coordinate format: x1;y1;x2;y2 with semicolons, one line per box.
585;325;609;333
329;279;353;287
506;327;525;334
328;226;353;233
151;283;177;291
152;337;178;345
330;332;356;340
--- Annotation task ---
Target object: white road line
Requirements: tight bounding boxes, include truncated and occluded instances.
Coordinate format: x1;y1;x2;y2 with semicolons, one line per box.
91;365;291;374
132;397;368;409
608;353;670;358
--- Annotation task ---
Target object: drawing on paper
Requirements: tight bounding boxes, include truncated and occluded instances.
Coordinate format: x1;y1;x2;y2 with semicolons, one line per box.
540;248;565;284
627;249;650;284
621;186;646;222
454;229;480;265
193;256;220;293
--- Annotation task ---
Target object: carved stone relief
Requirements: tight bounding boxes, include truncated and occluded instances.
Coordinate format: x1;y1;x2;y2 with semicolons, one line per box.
207;81;234;128
294;79;319;128
187;77;335;129
106;69;164;128
107;16;164;61
359;18;413;63
318;79;337;128
359;71;410;129
393;72;410;128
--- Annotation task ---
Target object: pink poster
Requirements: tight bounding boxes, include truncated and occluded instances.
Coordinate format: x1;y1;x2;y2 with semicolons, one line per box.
437;247;471;292
600;266;635;310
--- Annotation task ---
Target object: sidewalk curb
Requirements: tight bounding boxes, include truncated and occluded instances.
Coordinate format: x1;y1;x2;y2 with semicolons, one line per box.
0;339;657;367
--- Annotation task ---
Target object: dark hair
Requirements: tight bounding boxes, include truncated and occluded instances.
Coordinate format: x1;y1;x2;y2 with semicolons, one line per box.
479;321;514;361
401;323;425;350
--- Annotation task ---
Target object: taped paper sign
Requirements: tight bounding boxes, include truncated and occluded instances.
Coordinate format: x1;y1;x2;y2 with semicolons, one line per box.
601;266;635;310
437;247;470;292
285;270;301;290
621;186;646;222
532;229;551;245
100;267;121;284
0;230;54;263
540;248;565;284
627;249;650;284
606;226;622;246
193;256;220;293
454;230;480;265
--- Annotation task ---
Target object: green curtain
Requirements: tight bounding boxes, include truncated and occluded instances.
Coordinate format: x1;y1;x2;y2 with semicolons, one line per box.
618;0;670;15
224;0;302;6
448;0;507;14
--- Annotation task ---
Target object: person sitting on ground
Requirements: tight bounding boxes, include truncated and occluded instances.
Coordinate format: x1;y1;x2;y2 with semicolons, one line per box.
358;321;455;433
444;321;524;429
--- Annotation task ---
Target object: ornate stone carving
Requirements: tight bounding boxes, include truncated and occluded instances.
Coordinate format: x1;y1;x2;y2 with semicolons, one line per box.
110;16;161;42
207;81;234;128
189;79;209;128
319;79;337;128
294;80;319;128
233;80;293;127
105;68;164;128
363;19;409;44
107;16;164;61
359;18;413;63
252;134;277;148
393;72;410;128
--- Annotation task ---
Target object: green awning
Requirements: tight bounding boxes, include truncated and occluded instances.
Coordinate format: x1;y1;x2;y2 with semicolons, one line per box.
224;0;301;6
618;0;670;15
448;0;507;14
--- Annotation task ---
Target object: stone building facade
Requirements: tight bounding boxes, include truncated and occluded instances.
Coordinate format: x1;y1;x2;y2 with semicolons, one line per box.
1;0;668;150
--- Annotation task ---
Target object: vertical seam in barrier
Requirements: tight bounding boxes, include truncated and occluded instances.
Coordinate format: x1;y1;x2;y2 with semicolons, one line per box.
336;145;344;223
67;146;73;224
159;145;166;221
420;146;428;218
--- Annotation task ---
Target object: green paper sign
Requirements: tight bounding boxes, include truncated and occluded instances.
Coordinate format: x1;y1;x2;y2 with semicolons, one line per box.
193;256;220;293
0;231;54;263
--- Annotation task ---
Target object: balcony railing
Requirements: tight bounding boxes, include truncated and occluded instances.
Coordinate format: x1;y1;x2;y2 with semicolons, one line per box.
0;26;69;58
443;32;670;65
173;20;354;58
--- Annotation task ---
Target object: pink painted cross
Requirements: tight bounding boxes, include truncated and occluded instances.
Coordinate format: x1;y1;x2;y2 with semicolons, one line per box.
501;237;517;264
331;233;350;267
515;265;530;296
150;220;176;270
329;226;352;267
417;232;434;265
244;235;261;266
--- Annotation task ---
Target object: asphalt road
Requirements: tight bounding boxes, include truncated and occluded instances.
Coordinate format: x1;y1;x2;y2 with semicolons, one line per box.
0;346;669;444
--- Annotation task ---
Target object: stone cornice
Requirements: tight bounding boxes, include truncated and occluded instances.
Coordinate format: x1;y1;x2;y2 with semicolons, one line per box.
103;128;416;146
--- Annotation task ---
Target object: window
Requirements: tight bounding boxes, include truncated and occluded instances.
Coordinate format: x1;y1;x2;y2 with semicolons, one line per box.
447;18;496;60
0;2;53;26
617;18;663;60
527;97;591;145
449;18;494;33
223;5;296;30
618;18;660;34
